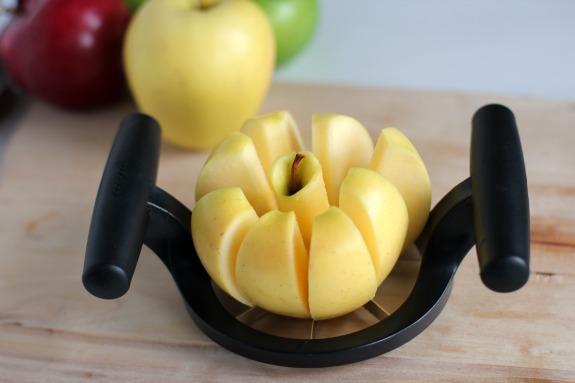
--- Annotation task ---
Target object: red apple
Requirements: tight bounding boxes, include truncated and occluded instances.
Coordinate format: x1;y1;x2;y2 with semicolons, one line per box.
0;0;131;110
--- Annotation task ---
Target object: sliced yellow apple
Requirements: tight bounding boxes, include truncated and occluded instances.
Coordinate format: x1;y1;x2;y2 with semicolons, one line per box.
191;187;258;306
195;132;277;216
240;111;304;177
308;206;377;320
236;210;310;318
370;127;431;249
312;114;374;205
270;151;330;248
339;167;408;285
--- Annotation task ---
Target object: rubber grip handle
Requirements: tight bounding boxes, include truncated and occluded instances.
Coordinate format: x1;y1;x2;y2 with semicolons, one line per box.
471;104;530;292
83;113;161;299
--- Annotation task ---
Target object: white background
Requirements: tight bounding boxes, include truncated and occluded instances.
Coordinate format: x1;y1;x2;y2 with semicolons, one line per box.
275;0;575;101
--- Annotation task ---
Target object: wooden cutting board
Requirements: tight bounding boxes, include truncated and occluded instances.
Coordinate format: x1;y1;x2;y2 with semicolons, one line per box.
0;83;573;382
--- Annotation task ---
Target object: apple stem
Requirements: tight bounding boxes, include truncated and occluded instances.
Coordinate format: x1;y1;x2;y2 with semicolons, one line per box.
289;153;305;196
198;0;219;10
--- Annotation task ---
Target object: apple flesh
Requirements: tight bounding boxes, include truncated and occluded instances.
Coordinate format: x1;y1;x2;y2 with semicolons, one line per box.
0;0;131;109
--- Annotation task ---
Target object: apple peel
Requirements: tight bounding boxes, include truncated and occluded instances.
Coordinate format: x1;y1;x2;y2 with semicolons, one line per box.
370;128;432;250
308;206;377;320
241;110;304;177
270;151;330;249
236;210;310;318
191;187;258;306
339;168;408;285
312;114;374;206
195;132;278;216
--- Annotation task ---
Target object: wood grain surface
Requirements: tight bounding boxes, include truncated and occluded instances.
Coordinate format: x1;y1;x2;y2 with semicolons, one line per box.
0;83;573;382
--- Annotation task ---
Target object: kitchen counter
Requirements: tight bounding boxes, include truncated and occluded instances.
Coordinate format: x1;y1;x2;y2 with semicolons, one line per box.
0;83;573;382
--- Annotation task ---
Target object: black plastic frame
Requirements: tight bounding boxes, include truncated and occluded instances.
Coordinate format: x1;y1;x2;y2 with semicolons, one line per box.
82;104;530;368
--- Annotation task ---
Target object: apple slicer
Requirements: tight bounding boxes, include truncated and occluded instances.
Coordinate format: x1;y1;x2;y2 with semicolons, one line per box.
82;104;530;368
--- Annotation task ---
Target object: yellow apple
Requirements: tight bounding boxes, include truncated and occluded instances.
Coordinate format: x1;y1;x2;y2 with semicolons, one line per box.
370;128;431;249
123;0;275;150
240;111;304;178
192;112;432;320
270;151;329;248
236;210;309;318
195;131;277;216
339;168;408;285
308;206;377;320
191;187;258;306
312;114;374;205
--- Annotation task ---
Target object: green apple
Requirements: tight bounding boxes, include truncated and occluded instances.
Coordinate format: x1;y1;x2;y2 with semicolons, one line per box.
123;0;275;150
251;0;319;67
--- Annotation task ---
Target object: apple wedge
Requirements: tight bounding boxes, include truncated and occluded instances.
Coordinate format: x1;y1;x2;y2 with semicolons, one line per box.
312;114;374;205
308;207;377;320
195;132;277;216
191;187;258;307
270;151;330;248
339;168;408;285
236;210;310;318
240;111;304;177
370;127;431;249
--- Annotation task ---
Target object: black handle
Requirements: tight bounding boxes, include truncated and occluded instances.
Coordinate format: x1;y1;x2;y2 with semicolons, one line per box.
83;113;161;299
471;104;530;292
